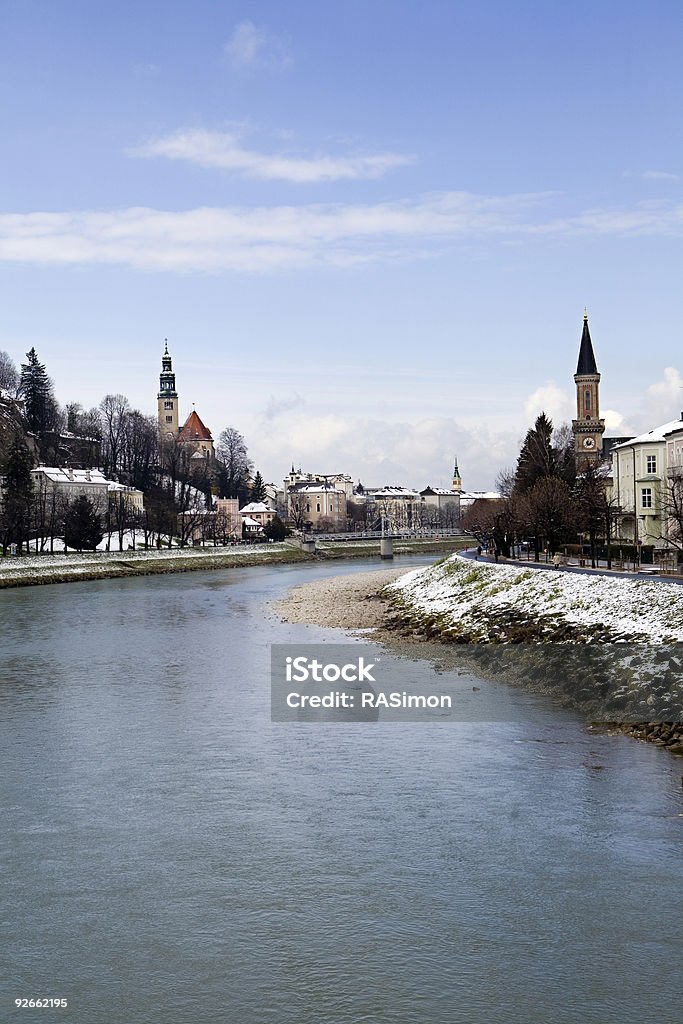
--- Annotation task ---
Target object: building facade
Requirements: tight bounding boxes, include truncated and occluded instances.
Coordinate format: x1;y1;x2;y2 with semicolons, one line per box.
611;417;683;557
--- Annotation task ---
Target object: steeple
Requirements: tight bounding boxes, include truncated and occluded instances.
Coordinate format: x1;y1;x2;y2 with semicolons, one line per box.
452;455;462;493
572;311;604;463
157;339;179;444
576;309;598;375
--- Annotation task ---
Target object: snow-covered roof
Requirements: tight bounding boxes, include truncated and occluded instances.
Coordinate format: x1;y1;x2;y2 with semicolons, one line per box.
612;418;683;449
458;487;501;503
421;487;461;496
240;501;273;514
288;483;345;494
242;516;263;527
32;467;110;486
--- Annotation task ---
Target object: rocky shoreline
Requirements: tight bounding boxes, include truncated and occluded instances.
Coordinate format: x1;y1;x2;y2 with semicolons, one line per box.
274;565;683;758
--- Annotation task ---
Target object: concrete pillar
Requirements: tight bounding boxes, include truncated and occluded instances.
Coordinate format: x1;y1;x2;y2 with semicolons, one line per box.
380;538;394;560
301;538;316;554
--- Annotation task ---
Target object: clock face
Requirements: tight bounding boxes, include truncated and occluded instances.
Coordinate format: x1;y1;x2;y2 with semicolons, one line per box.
583;437;595;449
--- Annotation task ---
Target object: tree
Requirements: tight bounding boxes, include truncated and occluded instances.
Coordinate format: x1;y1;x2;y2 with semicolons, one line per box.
216;426;253;502
521;476;576;557
574;464;609;567
19;348;59;434
250;470;267;503
63;496;103;551
65;402;102;440
0;350;19;396
264;514;287;541
287;491;309;531
514;413;556;494
0;433;34;553
99;394;130;479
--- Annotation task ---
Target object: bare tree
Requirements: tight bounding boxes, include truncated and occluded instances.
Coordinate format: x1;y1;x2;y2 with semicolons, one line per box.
216;426;253;501
100;394;131;479
0;351;20;396
287;491;309;531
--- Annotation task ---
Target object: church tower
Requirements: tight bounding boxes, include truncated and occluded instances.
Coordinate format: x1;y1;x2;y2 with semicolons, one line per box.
572;311;605;463
157;340;179;444
452;455;462;493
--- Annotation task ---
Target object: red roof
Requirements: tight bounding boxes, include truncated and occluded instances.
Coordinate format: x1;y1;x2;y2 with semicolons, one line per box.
178;410;213;442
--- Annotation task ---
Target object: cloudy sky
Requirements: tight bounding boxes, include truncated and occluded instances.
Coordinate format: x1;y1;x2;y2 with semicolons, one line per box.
2;0;682;489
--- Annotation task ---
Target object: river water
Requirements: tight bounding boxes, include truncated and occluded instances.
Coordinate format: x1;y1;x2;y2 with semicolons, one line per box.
1;557;681;1024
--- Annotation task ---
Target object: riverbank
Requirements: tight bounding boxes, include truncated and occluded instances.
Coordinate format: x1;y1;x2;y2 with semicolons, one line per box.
0;537;468;589
274;557;683;756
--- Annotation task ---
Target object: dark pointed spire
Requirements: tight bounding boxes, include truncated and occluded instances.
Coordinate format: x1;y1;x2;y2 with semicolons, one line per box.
453;454;460;478
576;310;598;375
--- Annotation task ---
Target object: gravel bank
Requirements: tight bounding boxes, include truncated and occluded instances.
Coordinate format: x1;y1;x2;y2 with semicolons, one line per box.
275;564;683;758
272;567;408;631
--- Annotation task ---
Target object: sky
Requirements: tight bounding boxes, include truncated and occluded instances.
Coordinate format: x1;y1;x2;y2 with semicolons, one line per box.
1;0;682;490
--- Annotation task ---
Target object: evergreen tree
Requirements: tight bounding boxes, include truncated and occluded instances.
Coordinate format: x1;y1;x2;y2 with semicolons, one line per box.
264;515;287;541
19;348;58;434
0;433;34;553
63;496;104;552
250;470;267;503
514;413;556;494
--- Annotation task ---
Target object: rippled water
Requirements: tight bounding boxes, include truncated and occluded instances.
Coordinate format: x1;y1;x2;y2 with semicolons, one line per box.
1;558;682;1024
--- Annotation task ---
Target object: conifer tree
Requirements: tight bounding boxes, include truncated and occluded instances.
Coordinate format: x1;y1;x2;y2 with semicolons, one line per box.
19;348;58;434
63;496;104;552
0;433;34;553
514;413;556;494
250;470;267;503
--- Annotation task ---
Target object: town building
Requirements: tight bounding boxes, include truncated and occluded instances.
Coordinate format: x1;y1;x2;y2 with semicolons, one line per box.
611;416;683;559
31;467;144;514
239;501;276;528
286;480;347;531
284;466;354;500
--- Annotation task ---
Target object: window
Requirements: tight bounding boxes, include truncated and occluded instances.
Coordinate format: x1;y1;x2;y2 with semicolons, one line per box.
584;388;591;414
316;503;321;512
646;455;657;474
641;488;652;509
165;416;173;424
164;400;174;410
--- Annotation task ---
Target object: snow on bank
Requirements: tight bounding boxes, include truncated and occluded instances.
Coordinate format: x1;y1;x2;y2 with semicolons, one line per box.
388;555;683;643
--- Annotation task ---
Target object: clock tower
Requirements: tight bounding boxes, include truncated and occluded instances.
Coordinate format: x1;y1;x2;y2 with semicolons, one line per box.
157;340;179;443
572;311;605;464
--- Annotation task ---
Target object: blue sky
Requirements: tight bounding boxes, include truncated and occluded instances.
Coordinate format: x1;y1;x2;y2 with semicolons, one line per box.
1;0;682;489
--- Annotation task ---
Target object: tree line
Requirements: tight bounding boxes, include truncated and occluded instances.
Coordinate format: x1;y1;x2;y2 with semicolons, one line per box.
0;347;274;553
463;412;683;565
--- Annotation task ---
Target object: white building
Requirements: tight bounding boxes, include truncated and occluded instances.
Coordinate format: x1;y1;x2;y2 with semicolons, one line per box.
611;416;683;555
31;467;145;513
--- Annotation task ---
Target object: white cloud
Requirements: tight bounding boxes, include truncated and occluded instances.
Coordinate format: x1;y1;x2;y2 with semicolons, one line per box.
131;129;414;182
224;20;291;71
602;409;626;431
523;380;573;426
642;170;679;182
2;193;683;273
641;366;683;425
249;410;516;491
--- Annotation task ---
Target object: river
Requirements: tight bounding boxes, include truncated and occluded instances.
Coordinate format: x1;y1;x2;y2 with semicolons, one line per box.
1;556;681;1024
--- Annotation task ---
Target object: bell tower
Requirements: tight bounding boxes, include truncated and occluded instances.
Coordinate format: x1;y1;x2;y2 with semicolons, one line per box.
157;340;179;443
452;455;462;493
572;311;605;463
